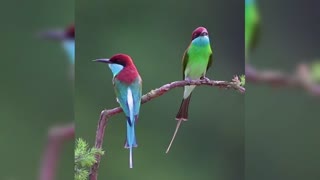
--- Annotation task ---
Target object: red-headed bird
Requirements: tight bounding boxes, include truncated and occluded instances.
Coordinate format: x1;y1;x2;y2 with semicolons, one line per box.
39;24;75;63
166;27;213;153
94;54;142;168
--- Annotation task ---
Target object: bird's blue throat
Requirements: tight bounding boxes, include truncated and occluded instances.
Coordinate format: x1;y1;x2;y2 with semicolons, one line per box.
108;64;124;77
62;40;75;64
246;0;254;5
192;36;210;47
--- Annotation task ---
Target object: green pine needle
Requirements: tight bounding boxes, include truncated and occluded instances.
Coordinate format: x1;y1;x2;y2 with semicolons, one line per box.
240;75;246;86
311;61;320;83
75;138;104;180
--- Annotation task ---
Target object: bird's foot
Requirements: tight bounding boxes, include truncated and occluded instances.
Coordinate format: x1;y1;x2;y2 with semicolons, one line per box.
185;77;193;84
201;76;211;82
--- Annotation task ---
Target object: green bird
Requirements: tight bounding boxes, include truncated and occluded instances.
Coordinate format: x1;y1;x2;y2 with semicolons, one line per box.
166;26;213;153
245;0;260;59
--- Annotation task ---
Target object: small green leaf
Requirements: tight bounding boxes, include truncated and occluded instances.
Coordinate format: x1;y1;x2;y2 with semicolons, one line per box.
311;61;320;83
240;75;246;86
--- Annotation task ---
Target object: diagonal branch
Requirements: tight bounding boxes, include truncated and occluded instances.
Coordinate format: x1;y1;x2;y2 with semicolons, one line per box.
39;123;75;180
89;78;245;180
246;63;320;96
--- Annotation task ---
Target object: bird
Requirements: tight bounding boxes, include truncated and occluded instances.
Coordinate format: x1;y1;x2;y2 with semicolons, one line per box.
245;0;260;59
94;54;142;168
166;26;213;153
39;24;75;63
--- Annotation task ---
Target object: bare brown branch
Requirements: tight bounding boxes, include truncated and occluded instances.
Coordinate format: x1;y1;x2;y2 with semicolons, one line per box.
246;64;320;96
89;78;245;180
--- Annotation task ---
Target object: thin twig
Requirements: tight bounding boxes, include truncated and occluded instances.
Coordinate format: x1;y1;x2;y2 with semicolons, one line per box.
246;63;320;96
89;78;245;180
39;123;75;180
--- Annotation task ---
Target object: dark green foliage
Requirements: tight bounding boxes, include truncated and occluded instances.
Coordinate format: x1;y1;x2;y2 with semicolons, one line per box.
75;138;104;180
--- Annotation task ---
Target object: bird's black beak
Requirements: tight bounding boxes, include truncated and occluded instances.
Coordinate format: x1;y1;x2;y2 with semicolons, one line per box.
93;59;111;64
200;31;208;36
37;29;66;40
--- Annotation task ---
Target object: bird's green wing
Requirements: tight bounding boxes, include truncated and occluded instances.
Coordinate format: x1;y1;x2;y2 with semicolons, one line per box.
129;77;142;117
113;78;130;117
113;77;142;123
206;53;213;71
182;48;189;80
245;2;260;57
250;21;260;52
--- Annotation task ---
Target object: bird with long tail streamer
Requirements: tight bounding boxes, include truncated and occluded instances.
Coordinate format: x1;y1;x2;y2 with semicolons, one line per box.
94;54;142;168
166;27;213;153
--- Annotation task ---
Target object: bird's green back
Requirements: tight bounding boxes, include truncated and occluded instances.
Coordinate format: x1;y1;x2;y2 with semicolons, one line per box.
113;78;142;117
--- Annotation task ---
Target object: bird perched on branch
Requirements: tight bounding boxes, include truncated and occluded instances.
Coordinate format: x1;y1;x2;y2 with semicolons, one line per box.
94;54;142;168
166;26;213;153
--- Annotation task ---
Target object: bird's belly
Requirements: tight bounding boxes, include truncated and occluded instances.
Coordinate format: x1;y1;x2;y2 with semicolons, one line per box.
185;59;209;79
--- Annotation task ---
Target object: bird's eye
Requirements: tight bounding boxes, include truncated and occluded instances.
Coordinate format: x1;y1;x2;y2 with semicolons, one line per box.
202;32;208;36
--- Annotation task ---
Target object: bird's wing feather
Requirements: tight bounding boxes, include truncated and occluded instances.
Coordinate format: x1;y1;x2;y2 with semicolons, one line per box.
129;77;142;120
113;79;130;117
250;20;260;52
206;53;213;71
114;77;142;125
182;47;190;80
127;88;134;125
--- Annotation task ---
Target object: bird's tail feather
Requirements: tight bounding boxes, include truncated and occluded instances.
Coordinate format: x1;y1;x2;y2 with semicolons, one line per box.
166;120;183;153
175;94;192;120
167;94;192;153
129;147;133;168
125;119;137;168
125;120;137;148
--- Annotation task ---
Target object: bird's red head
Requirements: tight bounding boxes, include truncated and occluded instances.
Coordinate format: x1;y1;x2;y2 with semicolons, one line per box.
191;27;209;40
65;24;75;39
39;24;74;40
94;53;139;84
108;54;134;67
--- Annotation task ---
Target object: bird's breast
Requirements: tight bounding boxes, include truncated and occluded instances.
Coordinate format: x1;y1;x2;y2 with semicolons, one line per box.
185;45;212;79
116;67;140;84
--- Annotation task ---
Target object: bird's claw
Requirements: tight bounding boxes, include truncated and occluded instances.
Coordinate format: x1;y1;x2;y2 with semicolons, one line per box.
201;76;211;82
185;77;192;84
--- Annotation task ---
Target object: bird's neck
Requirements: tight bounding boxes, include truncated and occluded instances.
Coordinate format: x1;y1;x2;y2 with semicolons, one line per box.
191;36;210;47
62;40;75;63
116;65;140;84
246;0;254;5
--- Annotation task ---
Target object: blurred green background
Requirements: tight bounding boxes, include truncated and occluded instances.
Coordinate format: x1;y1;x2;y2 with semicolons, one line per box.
246;1;320;180
4;0;318;179
76;0;244;180
0;0;74;179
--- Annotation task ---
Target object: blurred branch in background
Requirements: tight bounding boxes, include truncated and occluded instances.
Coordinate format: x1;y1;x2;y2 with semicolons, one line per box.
39;123;75;180
246;63;320;96
245;0;320;97
37;24;75;180
89;77;245;180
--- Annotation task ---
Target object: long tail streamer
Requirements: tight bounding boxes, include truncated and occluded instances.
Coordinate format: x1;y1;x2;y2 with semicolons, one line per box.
166;120;183;153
